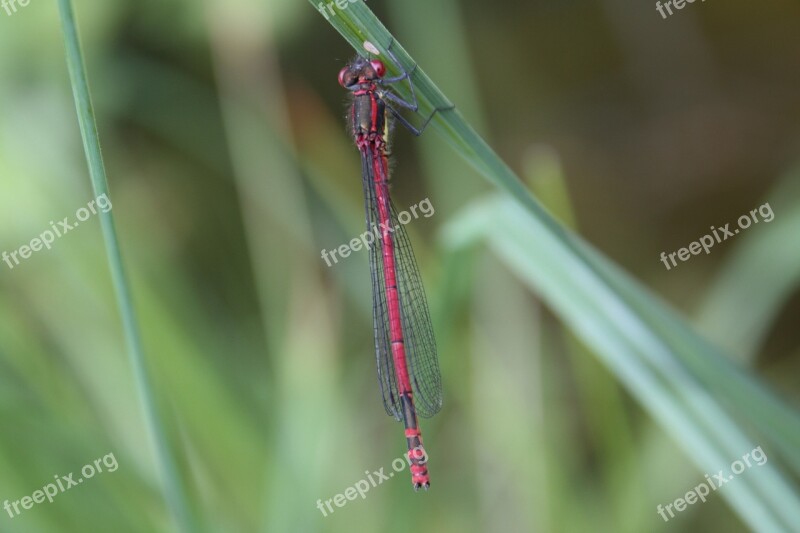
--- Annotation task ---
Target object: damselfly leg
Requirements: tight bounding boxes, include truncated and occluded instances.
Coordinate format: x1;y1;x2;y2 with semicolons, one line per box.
376;39;455;137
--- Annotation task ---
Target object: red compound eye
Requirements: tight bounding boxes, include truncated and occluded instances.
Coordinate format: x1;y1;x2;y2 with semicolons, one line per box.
370;59;386;78
338;66;351;87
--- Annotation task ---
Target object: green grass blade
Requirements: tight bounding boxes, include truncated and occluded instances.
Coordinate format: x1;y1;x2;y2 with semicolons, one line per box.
309;0;800;460
57;1;196;530
311;2;800;529
444;196;800;531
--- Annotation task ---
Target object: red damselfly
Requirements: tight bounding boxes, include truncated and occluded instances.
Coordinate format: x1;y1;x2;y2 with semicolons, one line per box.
338;40;450;490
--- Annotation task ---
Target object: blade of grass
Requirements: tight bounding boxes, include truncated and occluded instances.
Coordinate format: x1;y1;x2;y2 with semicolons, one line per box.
445;195;800;531
311;2;800;528
57;1;196;531
310;0;800;469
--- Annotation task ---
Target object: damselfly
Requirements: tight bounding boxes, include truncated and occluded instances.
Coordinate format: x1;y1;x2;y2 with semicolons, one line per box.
338;41;449;490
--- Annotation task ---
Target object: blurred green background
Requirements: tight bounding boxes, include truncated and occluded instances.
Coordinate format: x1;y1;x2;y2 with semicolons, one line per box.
1;0;799;531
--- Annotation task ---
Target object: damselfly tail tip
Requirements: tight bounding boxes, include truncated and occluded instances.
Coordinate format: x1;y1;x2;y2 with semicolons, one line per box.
412;481;430;491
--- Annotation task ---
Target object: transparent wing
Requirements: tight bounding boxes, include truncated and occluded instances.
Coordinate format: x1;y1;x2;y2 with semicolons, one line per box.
360;144;442;420
361;145;402;420
391;201;442;418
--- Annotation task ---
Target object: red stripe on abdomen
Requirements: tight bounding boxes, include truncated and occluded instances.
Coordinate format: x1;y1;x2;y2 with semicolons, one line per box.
370;142;413;395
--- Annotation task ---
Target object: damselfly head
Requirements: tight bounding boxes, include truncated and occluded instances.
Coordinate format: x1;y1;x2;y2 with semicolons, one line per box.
338;57;386;88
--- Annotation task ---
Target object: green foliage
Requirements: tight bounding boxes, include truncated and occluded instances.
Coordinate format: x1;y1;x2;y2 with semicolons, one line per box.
0;0;797;531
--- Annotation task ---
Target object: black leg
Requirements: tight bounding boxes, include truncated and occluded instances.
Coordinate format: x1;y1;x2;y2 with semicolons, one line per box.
378;39;420;111
386;101;452;137
381;48;417;84
381;61;415;84
378;37;455;136
382;90;419;111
